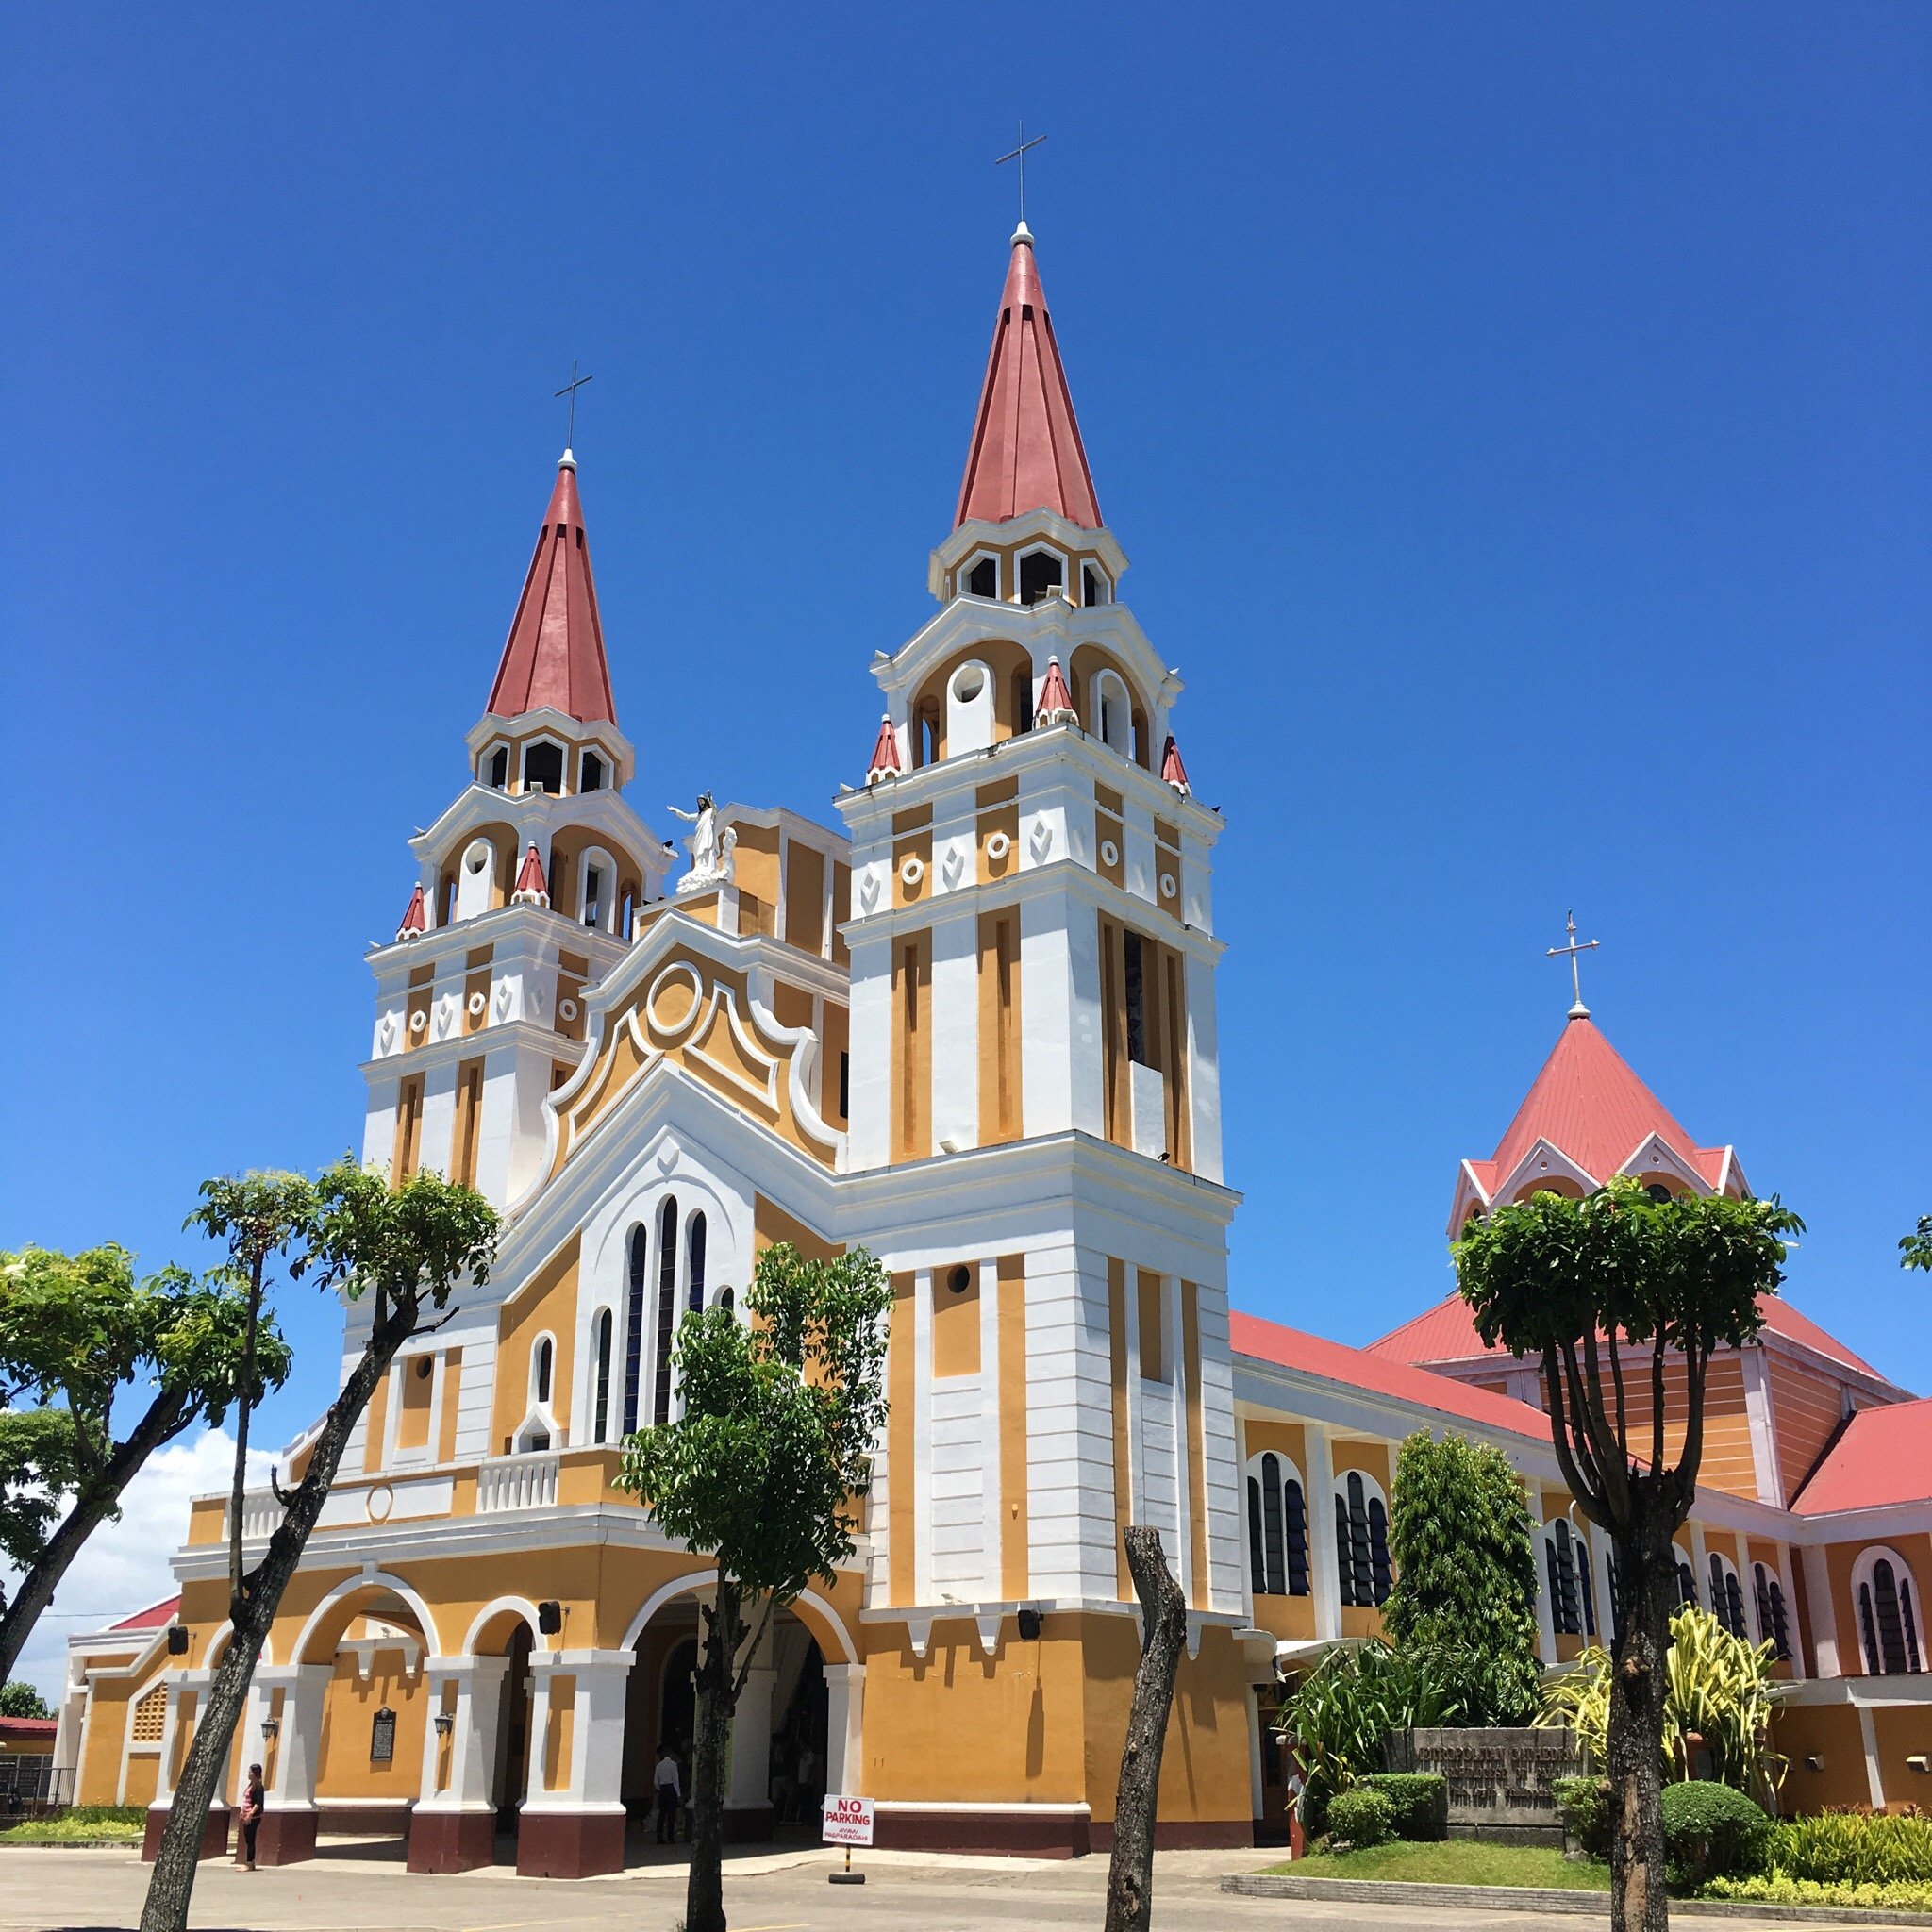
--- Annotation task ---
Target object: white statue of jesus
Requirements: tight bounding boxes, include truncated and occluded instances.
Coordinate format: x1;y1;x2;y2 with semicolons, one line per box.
668;792;735;895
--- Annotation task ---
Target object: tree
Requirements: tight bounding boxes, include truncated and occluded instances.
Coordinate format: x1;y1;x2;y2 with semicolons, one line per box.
0;1244;289;1689
1453;1178;1799;1932
1383;1429;1542;1724
1103;1524;1187;1932
140;1158;496;1932
0;1680;49;1719
1900;1216;1932;1273
617;1241;890;1932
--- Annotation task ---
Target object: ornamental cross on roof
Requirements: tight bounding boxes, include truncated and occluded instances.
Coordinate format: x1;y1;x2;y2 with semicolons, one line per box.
1547;910;1600;1021
554;360;593;451
995;121;1046;225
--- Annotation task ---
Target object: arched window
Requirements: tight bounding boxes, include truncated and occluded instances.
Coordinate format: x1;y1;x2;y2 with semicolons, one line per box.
1243;1452;1309;1598
1545;1519;1589;1637
1674;1546;1699;1608
532;1336;554;1407
622;1224;649;1436
652;1196;679;1426
1093;670;1132;756
591;1308;613;1445
1854;1547;1924;1676
1753;1562;1791;1661
1708;1552;1748;1640
718;1286;735;1316
686;1211;708;1314
454;837;496;921
1336;1471;1391;1608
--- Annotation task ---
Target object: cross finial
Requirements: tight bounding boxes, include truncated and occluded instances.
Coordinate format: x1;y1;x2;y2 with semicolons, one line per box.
1546;911;1600;1021
995;120;1046;230
554;359;594;457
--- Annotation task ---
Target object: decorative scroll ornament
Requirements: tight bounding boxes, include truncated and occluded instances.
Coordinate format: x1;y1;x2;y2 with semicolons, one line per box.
668;791;738;896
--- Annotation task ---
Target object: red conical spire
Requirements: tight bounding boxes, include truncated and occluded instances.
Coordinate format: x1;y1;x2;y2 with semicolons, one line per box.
1160;734;1191;796
395;883;427;941
510;843;550;908
866;713;901;782
486;456;617;724
1036;655;1077;724
955;227;1101;531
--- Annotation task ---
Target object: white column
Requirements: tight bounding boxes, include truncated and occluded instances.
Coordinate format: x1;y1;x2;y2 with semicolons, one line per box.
1801;1543;1842;1677
521;1660;556;1806
152;1678;189;1805
1857;1707;1887;1810
1304;1425;1341;1642
269;1666;333;1815
1585;1519;1617;1646
912;1270;933;1606
1739;1348;1785;1506
928;911;978;1154
1775;1543;1806;1681
1688;1522;1711;1610
567;1654;633;1813
1532;1507;1558;1666
727;1662;776;1814
822;1662;864;1797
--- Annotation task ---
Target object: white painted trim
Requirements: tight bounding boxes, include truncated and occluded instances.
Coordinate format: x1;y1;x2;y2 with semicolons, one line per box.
290;1568;442;1665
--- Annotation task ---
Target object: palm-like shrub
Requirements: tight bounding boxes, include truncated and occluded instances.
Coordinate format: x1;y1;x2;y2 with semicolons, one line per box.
1541;1604;1783;1800
1769;1811;1932;1886
1277;1640;1457;1829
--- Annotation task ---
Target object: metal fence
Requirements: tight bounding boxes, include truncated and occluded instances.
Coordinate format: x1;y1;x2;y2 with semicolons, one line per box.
0;1757;74;1815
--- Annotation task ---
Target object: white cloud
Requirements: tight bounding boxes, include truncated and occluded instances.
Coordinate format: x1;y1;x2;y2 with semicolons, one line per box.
5;1426;274;1703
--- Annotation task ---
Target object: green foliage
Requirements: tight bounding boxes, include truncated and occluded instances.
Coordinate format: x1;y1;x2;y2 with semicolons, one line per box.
0;1679;49;1718
616;1242;891;1604
1659;1779;1771;1888
1553;1774;1613;1859
1765;1809;1932;1886
1265;1839;1610;1890
1325;1785;1396;1849
1276;1640;1457;1828
1901;1215;1932;1273
1704;1874;1932;1911
0;1409;79;1573
1357;1772;1447;1840
1539;1604;1783;1796
0;1805;146;1843
306;1158;500;1319
1383;1431;1542;1726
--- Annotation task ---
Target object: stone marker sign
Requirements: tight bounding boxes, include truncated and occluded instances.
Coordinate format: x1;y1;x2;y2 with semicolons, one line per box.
1386;1727;1582;1841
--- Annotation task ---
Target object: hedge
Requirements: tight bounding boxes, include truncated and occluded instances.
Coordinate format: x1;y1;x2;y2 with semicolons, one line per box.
1358;1772;1449;1840
1325;1786;1396;1850
1659;1781;1772;1888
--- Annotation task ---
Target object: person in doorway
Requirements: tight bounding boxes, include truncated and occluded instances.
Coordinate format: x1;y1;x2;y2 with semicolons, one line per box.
237;1763;266;1870
652;1741;683;1845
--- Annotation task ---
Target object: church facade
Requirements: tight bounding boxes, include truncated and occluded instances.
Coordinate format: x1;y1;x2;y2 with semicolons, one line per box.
55;224;1930;1874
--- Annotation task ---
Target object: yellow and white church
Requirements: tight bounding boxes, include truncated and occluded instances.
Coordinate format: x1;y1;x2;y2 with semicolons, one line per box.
52;222;1931;1876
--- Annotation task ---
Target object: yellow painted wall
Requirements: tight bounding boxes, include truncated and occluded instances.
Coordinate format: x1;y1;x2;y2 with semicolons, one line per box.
315;1652;427;1803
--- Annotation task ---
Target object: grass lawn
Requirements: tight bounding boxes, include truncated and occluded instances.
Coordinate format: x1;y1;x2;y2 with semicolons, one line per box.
1262;1838;1610;1891
0;1805;146;1844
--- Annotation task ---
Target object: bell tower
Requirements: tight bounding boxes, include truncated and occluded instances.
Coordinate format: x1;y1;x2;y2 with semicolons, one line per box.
361;450;674;1208
836;224;1244;1644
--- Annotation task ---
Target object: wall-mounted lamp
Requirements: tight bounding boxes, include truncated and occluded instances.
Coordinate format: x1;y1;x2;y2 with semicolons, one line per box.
433;1710;455;1738
1804;1754;1824;1772
1908;1754;1929;1774
167;1625;190;1656
260;1713;281;1740
538;1600;563;1635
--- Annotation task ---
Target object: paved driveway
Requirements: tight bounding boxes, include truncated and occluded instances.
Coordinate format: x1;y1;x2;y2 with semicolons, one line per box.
0;1844;1808;1932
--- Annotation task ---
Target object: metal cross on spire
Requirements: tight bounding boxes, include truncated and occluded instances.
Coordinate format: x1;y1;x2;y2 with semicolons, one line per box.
1547;911;1600;1021
554;359;594;452
995;121;1046;226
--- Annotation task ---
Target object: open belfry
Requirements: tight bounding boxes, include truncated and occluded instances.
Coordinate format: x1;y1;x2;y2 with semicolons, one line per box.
57;222;1929;1875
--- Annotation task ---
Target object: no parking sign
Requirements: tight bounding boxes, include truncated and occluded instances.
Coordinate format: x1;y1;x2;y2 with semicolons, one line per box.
821;1793;874;1846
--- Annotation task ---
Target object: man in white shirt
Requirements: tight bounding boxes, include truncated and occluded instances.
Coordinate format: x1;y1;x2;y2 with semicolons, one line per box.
653;1743;683;1845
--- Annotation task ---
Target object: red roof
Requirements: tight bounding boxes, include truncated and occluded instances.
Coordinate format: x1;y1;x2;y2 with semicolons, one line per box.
1465;1016;1730;1202
1792;1398;1932;1513
0;1716;56;1741
955;228;1101;531
1231;1309;1553;1443
111;1595;179;1632
1369;1290;1881;1381
485;456;616;724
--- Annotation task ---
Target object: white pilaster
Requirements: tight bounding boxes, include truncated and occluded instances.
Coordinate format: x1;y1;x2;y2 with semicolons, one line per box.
822;1661;864;1797
1532;1507;1559;1666
1802;1543;1841;1677
928;911;979;1152
1304;1425;1341;1642
268;1664;332;1815
1739;1347;1785;1507
727;1662;776;1813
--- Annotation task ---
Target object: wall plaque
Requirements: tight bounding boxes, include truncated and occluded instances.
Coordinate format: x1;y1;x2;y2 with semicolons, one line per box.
1387;1727;1582;1837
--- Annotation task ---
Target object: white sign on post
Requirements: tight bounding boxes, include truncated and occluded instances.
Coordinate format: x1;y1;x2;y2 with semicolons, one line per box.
821;1793;874;1847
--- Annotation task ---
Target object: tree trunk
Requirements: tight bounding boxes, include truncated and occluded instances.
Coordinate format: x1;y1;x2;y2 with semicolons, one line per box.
1607;1514;1676;1932
0;1394;191;1688
684;1577;744;1932
1105;1525;1189;1932
228;1254;264;1617
139;1307;413;1932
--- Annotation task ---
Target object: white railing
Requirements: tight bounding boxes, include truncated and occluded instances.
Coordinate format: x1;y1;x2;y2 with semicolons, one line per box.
476;1451;559;1514
226;1489;283;1541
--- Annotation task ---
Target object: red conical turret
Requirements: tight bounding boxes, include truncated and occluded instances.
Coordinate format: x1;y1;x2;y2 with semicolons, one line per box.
486;456;617;724
1160;734;1191;796
395;883;427;941
866;713;901;783
1036;655;1077;725
955;226;1101;531
510;843;550;908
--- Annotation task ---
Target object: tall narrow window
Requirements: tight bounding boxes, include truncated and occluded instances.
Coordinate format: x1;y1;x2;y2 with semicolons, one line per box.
1754;1563;1791;1661
1259;1456;1287;1597
1547;1523;1584;1636
581;751;605;792
582;865;604;929
1010;666;1034;734
1019;549;1062;605
531;1336;553;1408
488;746;508;789
1123;933;1148;1066
591;1309;613;1445
1861;1558;1922;1675
1675;1556;1698;1607
838;1051;850;1120
453;1058;484;1188
966;556;997;599
1334;1492;1356;1606
686;1212;707;1313
652;1196;678;1425
622;1224;648;1436
1337;1474;1390;1608
392;1075;425;1184
1367;1492;1392;1603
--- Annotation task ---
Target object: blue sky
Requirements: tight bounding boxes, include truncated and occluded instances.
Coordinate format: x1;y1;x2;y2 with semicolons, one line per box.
4;2;1928;1469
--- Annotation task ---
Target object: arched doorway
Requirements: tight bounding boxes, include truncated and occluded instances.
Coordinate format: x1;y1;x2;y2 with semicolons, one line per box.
492;1622;534;1835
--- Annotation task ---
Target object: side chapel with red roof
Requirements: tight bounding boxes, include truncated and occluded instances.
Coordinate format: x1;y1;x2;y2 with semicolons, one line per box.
51;217;1927;1869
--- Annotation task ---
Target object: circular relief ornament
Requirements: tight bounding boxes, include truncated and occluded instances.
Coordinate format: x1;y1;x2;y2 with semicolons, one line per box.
558;997;580;1023
1159;872;1178;900
408;1008;427;1034
899;856;925;888
985;830;1012;862
365;1483;395;1524
1100;840;1120;868
467;990;487;1016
